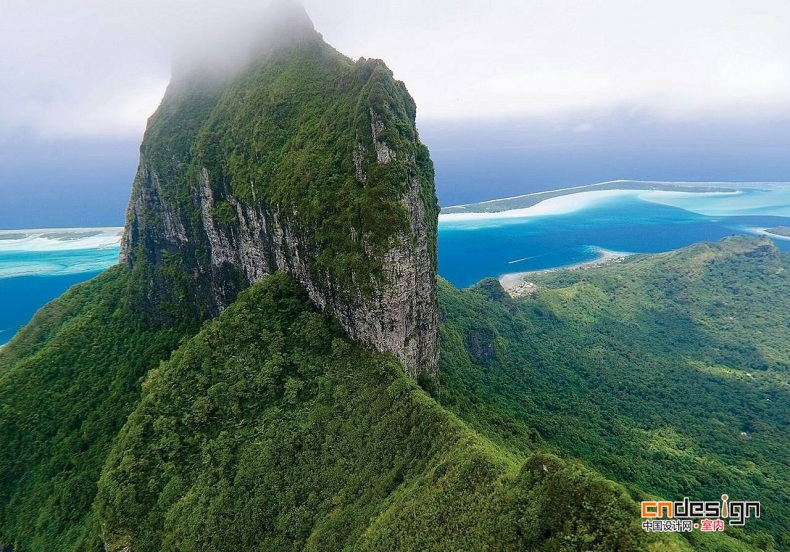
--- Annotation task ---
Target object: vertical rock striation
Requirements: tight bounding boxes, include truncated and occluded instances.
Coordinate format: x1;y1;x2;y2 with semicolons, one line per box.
120;9;438;378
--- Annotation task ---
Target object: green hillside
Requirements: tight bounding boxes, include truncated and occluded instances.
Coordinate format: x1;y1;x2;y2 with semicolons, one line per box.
439;236;789;550
0;269;197;549
94;272;666;551
5;238;785;550
2;270;685;551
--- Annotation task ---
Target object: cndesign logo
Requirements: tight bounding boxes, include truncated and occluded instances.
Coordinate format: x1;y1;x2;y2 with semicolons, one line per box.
640;495;760;533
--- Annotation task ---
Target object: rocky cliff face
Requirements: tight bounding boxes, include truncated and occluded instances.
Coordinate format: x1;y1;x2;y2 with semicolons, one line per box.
120;12;438;378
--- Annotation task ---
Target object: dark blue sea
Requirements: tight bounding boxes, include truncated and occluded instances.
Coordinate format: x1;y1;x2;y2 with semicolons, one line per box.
0;270;105;345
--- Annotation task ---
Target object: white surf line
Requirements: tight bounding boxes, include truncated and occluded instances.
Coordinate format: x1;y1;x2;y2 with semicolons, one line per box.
0;226;124;233
537;247;632;273
0;227;124;253
445;180;635;209
747;227;790;241
439;189;639;222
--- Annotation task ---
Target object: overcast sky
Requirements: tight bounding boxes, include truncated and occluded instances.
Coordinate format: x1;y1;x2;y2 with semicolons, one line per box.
3;0;790;141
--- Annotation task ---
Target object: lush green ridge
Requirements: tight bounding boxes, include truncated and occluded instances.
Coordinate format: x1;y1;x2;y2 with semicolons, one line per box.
95;273;665;551
0;268;197;550
438;237;789;550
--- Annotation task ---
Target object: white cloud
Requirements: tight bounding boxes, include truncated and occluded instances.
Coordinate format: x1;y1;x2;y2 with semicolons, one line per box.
2;0;790;139
306;0;790;122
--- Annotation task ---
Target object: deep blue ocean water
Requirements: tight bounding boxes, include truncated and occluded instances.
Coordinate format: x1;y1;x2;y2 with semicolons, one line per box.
0;270;104;345
0;230;121;346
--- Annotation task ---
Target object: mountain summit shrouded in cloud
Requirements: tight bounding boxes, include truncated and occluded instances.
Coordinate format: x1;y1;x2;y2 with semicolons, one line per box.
0;0;315;139
167;1;317;83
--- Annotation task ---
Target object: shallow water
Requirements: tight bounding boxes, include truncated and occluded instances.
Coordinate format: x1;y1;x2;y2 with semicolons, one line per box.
0;228;122;345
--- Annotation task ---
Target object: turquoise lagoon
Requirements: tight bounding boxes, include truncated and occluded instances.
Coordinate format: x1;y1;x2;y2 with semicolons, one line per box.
0;228;122;346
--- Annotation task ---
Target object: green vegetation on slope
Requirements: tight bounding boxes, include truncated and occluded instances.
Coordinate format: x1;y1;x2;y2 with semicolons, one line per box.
0;268;197;550
2;239;781;550
439;236;790;550
95;272;668;551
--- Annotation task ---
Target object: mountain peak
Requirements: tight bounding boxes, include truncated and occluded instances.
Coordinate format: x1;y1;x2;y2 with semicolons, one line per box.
122;27;439;379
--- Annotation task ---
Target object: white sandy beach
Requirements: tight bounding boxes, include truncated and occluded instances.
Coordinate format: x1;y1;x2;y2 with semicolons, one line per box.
450;180;636;207
439;189;638;223
438;187;756;225
439;190;639;224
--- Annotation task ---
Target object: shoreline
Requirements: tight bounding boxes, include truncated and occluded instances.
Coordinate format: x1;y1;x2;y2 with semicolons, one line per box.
440;189;638;222
499;247;632;296
0;227;124;253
